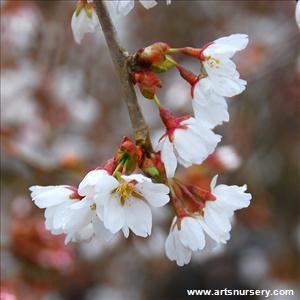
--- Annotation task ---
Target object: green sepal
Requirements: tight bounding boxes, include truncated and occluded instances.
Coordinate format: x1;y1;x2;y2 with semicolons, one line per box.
151;55;176;73
84;6;93;18
75;6;83;17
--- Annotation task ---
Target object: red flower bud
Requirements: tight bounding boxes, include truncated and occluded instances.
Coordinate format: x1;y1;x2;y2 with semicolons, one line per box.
137;42;170;66
140;153;166;182
95;157;118;175
131;70;162;99
114;137;143;174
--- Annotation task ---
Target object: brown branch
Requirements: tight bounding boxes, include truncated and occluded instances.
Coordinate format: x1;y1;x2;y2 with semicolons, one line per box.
95;0;152;150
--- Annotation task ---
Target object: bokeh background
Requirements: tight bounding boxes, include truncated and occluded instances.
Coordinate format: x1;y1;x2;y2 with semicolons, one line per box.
1;1;300;299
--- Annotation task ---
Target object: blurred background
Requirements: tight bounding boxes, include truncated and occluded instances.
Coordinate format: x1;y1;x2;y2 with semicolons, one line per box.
1;1;300;299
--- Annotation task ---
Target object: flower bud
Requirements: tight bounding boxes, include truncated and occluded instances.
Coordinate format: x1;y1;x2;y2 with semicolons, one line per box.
140;153;167;182
95;157;118;175
131;70;162;99
137;42;170;66
115;137;143;173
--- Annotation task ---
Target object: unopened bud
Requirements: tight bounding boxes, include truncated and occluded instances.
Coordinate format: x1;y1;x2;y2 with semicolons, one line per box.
137;42;170;66
131;70;162;99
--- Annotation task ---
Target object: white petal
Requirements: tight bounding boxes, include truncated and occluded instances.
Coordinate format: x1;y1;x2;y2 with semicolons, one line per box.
116;0;135;15
121;174;151;183
205;72;246;97
139;0;157;9
213;184;252;210
136;181;170;207
71;8;100;44
165;230;192;266
296;1;300;29
204;34;249;58
124;197;152;237
122;225;130;238
178;217;205;251
75;223;94;242
193;81;229;128
174;119;221;166
157;136;177;178
210;175;218;190
204;203;232;233
92;215;114;241
78;169;110;196
31;186;72;208
64;205;92;232
103;195;125;234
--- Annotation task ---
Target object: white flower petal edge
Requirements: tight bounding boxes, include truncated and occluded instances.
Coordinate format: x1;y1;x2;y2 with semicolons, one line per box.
202;34;248;97
78;169;119;202
155;137;177;178
296;1;300;29
30;185;78;235
30;183;113;244
157;117;221;178
165;217;205;266
71;7;100;44
139;0;157;10
116;0;157;16
101;174;170;238
193;78;229;128
165;176;252;266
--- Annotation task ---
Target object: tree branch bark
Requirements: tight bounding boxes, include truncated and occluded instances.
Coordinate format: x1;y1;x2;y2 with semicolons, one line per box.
95;0;152;150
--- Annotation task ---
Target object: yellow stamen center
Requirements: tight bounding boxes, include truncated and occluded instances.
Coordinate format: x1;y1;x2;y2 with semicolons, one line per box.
114;181;144;206
90;203;96;210
206;56;220;68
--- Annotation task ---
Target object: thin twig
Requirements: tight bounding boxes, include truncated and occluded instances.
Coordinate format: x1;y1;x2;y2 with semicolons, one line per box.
95;0;152;150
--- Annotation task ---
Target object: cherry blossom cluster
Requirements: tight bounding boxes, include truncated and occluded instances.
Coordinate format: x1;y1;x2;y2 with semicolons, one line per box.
30;0;252;267
129;35;252;265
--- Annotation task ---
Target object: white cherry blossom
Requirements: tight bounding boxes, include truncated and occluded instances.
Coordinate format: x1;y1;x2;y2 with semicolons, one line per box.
93;173;170;238
165;176;252;266
30;185;81;236
193;78;229;128
30;181;113;245
156;117;221;178
71;4;100;44
201;34;248;97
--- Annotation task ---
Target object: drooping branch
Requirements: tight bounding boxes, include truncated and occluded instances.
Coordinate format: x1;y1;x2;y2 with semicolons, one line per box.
95;0;152;150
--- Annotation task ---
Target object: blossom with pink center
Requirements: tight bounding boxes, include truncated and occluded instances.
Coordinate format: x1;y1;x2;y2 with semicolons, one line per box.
165;175;252;266
156;107;221;178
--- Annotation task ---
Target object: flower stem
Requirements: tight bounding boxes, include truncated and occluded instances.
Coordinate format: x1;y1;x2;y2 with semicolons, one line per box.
95;1;152;150
153;94;161;107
